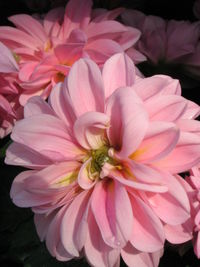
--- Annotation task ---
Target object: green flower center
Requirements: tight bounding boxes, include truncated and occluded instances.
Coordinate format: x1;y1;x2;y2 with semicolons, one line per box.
90;145;110;173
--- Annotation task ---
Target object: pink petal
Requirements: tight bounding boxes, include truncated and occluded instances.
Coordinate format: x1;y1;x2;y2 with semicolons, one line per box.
86;39;122;65
129;193;165;252
9;14;47;44
73;111;109;150
102;53;135;99
61;190;91;256
107;165;168;193
133;75;181;101
48;83;74;127
0;26;40;49
18;61;38;81
63;0;92;36
5;142;53;169
78;158;97;190
122;243;163;267
155;132;200;173
44;7;64;35
132;121;179;163
106;87;148;158
145;95;188;122
24;96;55;118
11;114;83;162
85;211;120;267
66;58;104;117
45;206;73;261
0;42;19;72
146;172;190;225
164;220;193;244
91;180;133;248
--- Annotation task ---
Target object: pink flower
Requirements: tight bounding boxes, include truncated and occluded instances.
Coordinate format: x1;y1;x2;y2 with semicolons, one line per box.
0;0;143;107
0;42;23;138
193;0;200;19
187;165;200;258
6;53;200;266
121;9;200;67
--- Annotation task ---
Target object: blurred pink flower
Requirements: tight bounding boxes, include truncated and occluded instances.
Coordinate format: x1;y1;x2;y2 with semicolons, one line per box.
6;53;200;266
0;0;143;107
193;0;200;19
0;42;23;138
122;9;200;72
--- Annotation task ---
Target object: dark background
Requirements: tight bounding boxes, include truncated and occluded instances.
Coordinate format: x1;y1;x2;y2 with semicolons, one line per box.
0;0;200;266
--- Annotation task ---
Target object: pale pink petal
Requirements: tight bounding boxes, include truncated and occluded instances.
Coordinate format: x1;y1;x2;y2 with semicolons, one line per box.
146;172;190;225
5;142;53;169
129;193;165;252
0;42;19;72
176;119;200;134
63;0;92;36
48;83;76;128
131;121;179;163
78;158;97;190
61;189;91;256
145;95;188;122
102;53;135;99
85;211;120;267
45;206;74;261
11;114;83;161
44;7;64;35
9;14;48;44
181;100;200;120
86;39;123;65
66;58;104;117
91;180;133;248
73;111;109;150
155;132;200;173
106;87;148;158
122;243;163;267
133;75;181;101
164;220;193;244
18;61;38;81
0;26;40;49
24;96;55;118
34;212;56;241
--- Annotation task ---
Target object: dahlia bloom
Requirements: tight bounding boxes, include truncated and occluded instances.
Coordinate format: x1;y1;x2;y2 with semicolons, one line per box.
187;166;200;258
0;42;22;138
121;9;200;75
0;0;144;106
6;53;200;267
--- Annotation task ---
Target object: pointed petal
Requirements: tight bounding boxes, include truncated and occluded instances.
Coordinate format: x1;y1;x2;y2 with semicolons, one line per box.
9;14;47;44
122;243;163;267
106;87;148;158
67;58;104;117
74;111;109;150
129;193;165;252
131;121;179;163
102;53;135;99
0;42;19;72
91;180;133;248
61;190;91;256
155;132;200;173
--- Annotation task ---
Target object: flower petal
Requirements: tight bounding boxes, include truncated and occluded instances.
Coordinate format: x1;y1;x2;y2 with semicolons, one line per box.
66;58;105;117
106;87;148;158
91;180;133;248
102;53;135;99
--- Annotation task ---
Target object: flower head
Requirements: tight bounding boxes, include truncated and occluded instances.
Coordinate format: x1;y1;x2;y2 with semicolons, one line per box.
6;53;200;267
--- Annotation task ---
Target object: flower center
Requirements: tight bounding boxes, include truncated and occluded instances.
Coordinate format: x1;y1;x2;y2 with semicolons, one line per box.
90;145;110;174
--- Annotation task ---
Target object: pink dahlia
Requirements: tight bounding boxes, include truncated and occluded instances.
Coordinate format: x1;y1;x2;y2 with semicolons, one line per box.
6;53;200;267
121;9;200;72
0;0;143;106
0;42;23;138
